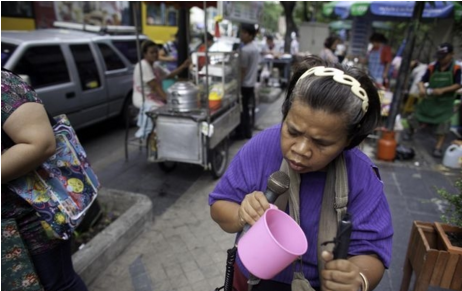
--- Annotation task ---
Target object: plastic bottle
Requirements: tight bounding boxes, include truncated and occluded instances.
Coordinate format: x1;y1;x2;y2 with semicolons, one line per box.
443;144;462;169
377;130;397;161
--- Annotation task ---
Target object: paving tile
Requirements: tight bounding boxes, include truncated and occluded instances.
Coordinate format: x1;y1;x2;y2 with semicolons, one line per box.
185;269;206;284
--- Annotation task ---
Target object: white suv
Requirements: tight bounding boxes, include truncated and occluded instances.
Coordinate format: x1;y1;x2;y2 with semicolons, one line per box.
1;29;148;129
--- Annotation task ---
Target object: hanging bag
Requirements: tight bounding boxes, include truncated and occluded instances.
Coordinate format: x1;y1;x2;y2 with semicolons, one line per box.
3;113;100;240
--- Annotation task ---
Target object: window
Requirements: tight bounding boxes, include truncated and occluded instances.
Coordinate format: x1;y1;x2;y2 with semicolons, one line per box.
112;40;144;64
1;42;17;65
97;43;126;71
14;45;70;89
1;2;34;18
145;3;177;26
70;44;101;91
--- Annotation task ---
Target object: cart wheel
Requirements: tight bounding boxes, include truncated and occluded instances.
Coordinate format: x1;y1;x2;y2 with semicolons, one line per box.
210;138;229;179
158;162;177;173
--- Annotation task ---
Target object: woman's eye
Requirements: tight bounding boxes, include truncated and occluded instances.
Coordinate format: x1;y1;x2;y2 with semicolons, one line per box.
287;129;298;136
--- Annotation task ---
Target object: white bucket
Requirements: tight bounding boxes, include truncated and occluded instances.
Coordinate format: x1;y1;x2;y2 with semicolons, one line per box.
442;144;462;169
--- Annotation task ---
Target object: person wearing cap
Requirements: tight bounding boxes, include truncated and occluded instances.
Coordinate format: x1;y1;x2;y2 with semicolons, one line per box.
406;43;462;157
234;23;260;140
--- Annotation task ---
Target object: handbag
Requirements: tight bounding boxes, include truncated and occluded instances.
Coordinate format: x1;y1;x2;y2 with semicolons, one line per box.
1;219;43;291
4;114;100;240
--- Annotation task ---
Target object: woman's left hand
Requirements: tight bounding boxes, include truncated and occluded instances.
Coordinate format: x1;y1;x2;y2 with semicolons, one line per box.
320;251;363;291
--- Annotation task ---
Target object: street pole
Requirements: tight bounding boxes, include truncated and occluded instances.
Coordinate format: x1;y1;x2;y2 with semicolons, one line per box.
386;2;425;131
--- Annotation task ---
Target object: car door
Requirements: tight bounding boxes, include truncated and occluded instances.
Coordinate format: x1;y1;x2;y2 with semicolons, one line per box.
11;44;80;118
67;43;107;128
95;41;132;118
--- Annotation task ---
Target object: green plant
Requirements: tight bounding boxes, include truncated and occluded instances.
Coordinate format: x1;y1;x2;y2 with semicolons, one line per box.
437;177;462;228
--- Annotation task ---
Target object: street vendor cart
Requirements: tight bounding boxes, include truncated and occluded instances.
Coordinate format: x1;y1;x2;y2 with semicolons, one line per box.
145;50;240;178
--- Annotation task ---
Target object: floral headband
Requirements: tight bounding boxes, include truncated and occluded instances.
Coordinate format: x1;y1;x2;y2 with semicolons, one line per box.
296;66;369;113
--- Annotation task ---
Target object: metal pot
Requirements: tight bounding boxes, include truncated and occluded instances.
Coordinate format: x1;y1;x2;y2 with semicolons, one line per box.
166;81;200;112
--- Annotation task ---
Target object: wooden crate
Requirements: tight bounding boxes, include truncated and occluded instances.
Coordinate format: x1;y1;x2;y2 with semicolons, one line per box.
400;221;462;291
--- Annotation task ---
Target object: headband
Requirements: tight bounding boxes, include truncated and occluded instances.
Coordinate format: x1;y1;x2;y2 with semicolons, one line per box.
296;66;369;113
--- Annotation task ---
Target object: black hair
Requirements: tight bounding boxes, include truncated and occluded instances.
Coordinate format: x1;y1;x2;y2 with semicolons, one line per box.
204;32;214;42
141;40;157;55
240;23;257;38
281;55;381;149
324;36;339;49
266;35;274;41
369;33;387;44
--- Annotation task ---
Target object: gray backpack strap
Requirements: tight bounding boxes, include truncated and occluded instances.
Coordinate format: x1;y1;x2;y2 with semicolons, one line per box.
317;153;349;285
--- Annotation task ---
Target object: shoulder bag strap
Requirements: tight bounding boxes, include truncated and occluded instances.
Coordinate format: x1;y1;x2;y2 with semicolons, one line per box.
317;153;348;282
278;153;348;287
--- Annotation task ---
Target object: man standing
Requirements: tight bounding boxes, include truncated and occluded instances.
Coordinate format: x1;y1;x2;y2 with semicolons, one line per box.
236;23;260;140
409;43;462;157
366;33;392;87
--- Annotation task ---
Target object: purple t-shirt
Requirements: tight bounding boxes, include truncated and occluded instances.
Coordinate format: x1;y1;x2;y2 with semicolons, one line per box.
209;124;393;287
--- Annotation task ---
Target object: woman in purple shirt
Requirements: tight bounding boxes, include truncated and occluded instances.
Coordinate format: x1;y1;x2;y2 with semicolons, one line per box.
209;56;393;291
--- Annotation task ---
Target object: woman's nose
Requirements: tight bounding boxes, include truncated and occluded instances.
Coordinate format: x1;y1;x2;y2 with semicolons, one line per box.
292;139;312;159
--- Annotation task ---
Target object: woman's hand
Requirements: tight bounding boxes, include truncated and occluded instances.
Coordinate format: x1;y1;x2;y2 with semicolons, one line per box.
238;191;273;226
321;251;363;291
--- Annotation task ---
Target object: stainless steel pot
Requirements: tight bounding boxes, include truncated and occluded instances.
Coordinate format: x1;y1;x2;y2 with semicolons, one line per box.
166;81;200;112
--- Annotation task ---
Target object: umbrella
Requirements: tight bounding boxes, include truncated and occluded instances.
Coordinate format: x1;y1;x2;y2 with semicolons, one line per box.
323;1;462;21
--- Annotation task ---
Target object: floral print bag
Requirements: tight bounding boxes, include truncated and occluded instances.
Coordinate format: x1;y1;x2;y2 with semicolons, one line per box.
1;219;43;291
4;114;100;240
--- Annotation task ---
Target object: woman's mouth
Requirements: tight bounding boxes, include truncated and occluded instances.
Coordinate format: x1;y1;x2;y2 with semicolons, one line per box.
288;160;306;172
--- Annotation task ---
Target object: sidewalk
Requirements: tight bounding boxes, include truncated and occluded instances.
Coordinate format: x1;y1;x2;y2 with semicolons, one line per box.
88;93;459;291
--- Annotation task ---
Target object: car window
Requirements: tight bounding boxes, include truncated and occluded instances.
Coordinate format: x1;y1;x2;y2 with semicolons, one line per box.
1;42;17;66
97;43;126;71
112;40;144;65
70;44;101;91
14;45;70;89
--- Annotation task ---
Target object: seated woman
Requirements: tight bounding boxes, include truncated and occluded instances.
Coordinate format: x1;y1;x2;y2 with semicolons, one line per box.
132;40;190;139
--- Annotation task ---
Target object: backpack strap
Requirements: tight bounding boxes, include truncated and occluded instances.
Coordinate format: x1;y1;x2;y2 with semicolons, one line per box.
276;153;349;288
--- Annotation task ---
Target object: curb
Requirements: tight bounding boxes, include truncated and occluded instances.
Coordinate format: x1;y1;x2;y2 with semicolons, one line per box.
72;188;153;286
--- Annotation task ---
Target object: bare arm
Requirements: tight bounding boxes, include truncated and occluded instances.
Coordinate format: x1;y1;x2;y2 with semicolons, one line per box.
2;103;56;182
165;59;191;79
321;252;385;291
210;200;244;233
210;191;270;233
158;48;176;62
241;67;247;83
433;83;462;96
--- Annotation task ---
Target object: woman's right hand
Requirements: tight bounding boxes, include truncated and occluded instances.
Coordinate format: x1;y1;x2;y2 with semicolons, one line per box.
238;191;273;226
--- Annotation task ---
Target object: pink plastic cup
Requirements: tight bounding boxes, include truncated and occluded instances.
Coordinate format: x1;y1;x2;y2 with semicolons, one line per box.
238;208;308;279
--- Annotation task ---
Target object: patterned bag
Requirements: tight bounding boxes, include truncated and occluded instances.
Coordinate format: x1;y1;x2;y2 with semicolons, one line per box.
6;114;100;240
1;219;43;291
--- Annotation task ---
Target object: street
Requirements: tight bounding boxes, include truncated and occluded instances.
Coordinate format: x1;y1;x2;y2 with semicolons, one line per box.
78;95;459;291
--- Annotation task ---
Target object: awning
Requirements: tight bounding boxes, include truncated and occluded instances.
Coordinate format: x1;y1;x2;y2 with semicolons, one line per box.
323;1;462;21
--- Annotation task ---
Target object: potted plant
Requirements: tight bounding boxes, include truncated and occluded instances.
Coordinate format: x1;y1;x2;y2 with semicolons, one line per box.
435;177;462;255
400;176;462;291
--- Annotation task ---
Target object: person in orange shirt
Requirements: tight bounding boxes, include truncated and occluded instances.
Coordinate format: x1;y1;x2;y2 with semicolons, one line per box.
197;32;215;71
